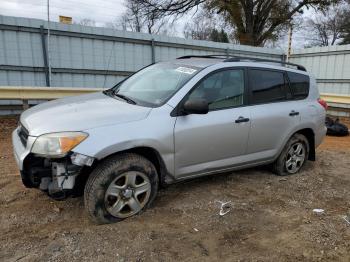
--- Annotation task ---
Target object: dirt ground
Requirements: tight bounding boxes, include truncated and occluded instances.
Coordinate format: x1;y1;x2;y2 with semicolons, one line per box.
0;116;349;262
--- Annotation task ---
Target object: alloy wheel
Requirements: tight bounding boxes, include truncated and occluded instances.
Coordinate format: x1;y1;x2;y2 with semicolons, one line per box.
285;142;306;174
104;171;151;218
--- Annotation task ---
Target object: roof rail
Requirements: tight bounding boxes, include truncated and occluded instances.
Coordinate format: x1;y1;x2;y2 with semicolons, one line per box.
224;56;306;71
176;55;306;72
177;55;228;59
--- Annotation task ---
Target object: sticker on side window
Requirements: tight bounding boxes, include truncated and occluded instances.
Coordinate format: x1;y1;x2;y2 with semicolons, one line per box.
175;67;197;75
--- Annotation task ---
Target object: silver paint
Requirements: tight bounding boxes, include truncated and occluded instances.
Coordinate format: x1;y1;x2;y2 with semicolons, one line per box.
13;60;327;183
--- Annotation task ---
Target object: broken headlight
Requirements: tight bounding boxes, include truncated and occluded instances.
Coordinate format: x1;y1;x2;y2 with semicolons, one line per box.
31;132;88;157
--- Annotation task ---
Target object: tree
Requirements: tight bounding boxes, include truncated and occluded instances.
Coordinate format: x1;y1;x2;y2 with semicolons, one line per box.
304;6;346;46
183;9;231;42
111;0;173;34
76;18;96;27
339;7;350;44
210;29;229;42
183;10;215;40
120;0;144;32
136;0;338;46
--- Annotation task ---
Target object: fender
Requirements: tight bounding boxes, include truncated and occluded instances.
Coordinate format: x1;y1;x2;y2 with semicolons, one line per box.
273;122;317;161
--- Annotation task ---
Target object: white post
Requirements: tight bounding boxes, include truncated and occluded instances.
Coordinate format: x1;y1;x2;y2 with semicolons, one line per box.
286;24;293;62
47;0;52;86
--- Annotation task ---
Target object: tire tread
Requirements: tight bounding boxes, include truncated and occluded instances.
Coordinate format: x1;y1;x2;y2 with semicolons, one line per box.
84;153;158;224
272;133;309;176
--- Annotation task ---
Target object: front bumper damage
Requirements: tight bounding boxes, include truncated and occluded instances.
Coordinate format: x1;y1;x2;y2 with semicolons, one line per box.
21;157;83;199
12;127;94;199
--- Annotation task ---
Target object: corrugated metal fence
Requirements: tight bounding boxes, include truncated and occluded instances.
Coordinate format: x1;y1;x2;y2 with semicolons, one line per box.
1;15;350;115
290;45;350;96
290;45;350;117
0;15;283;89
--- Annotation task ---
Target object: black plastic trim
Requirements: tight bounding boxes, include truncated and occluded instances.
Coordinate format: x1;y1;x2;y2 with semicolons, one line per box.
224;56;306;71
177;55;306;72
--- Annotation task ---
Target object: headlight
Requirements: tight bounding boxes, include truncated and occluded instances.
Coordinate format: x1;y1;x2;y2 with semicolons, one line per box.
31;132;88;157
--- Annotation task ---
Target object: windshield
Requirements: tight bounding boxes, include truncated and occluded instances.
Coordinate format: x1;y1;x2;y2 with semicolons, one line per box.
110;63;200;107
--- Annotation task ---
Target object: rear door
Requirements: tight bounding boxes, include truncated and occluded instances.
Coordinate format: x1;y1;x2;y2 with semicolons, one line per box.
287;71;316;124
246;68;300;160
174;68;251;178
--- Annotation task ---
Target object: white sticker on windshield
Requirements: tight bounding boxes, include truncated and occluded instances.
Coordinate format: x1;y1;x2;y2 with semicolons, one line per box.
175;67;197;75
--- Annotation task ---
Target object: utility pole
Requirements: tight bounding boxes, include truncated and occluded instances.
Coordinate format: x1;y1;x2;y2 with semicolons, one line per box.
286;24;293;62
47;0;51;86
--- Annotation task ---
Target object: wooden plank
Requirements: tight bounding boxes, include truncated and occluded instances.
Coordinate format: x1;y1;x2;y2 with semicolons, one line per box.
0;86;105;100
0;86;349;105
320;93;350;104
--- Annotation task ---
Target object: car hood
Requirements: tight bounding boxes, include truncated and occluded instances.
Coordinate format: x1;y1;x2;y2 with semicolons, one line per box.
20;92;152;136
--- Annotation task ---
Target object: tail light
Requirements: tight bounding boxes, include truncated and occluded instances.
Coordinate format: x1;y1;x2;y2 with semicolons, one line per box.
318;98;328;110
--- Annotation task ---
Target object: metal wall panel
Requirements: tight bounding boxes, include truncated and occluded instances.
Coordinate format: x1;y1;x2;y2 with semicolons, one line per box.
290;45;350;95
5;15;332;115
0;15;283;90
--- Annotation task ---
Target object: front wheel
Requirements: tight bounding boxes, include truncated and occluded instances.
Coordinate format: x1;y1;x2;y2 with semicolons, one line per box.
272;133;309;176
84;153;159;224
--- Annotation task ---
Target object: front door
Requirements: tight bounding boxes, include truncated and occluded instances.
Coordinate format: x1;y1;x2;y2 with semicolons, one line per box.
174;68;251;178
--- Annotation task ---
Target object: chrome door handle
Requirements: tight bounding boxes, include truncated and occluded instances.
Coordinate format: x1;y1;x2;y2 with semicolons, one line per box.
235;116;250;123
289;111;299;116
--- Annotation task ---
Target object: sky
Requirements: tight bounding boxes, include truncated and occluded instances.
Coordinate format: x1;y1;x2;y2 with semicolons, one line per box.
0;0;126;26
0;0;310;50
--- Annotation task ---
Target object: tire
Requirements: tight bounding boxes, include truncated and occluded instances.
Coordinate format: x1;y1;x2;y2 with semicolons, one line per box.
84;153;159;224
272;133;309;176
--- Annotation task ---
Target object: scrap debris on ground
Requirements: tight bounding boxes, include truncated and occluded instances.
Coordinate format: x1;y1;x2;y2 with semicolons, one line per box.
0;116;349;261
326;116;349;137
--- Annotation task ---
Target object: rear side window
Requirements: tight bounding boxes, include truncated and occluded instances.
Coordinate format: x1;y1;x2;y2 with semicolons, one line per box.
249;69;287;104
287;72;310;99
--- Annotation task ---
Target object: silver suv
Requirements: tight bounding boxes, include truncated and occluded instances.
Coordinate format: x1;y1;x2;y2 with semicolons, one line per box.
12;55;327;224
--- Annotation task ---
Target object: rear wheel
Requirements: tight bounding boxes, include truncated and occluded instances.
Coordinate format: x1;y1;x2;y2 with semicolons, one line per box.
84;153;159;224
272;133;309;176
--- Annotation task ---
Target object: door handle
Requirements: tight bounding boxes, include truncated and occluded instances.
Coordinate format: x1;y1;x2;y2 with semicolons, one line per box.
289;110;300;116
235;116;250;123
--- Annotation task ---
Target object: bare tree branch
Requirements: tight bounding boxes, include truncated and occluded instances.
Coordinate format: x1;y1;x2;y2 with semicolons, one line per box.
137;0;339;46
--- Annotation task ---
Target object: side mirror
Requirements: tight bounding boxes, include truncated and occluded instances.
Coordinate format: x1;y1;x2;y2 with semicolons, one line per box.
183;98;209;115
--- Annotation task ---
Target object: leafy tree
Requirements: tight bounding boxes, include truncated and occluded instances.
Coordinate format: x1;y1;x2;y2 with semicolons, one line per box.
136;0;338;46
210;29;229;42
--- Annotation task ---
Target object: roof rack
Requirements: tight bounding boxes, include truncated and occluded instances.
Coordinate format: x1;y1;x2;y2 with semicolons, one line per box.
224;56;306;71
176;55;306;72
177;55;228;59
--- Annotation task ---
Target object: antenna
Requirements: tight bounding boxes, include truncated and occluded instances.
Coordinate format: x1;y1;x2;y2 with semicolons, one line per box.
286;24;293;62
103;41;116;89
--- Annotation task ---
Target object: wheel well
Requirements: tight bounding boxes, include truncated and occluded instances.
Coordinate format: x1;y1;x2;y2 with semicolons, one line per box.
123;147;165;181
94;147;167;186
295;128;315;161
75;147;168;196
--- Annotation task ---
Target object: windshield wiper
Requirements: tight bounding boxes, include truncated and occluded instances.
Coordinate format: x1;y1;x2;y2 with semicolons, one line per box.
103;89;113;96
113;92;137;105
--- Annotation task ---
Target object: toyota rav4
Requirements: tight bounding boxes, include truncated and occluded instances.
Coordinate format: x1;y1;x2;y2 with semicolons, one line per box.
12;55;327;224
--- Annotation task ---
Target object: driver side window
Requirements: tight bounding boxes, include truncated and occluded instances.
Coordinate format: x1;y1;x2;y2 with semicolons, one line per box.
188;69;245;110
